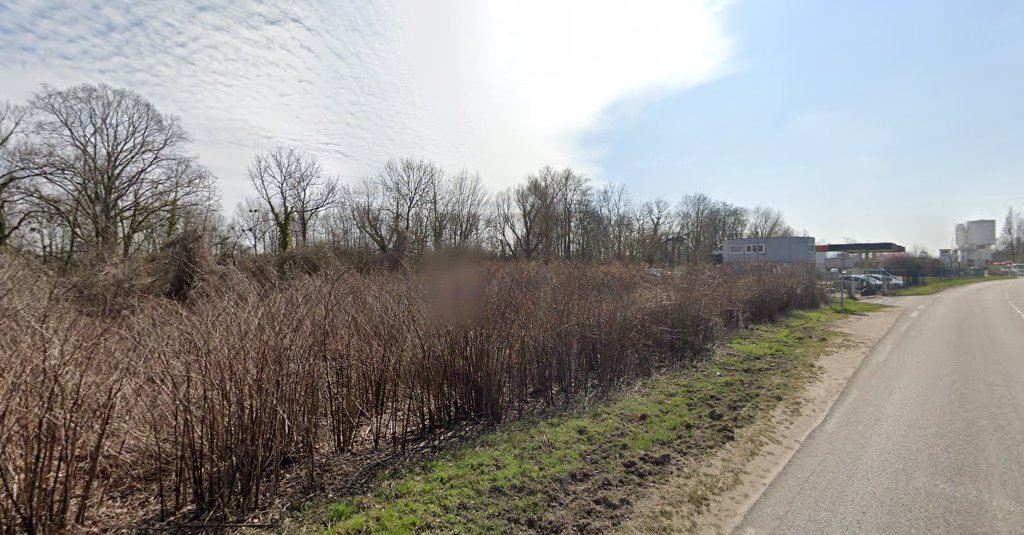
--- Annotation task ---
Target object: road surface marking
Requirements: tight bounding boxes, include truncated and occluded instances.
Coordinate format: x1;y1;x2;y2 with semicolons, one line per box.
1005;291;1024;321
910;310;919;318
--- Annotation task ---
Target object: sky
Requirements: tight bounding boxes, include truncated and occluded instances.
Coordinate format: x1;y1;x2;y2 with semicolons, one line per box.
1;0;1022;252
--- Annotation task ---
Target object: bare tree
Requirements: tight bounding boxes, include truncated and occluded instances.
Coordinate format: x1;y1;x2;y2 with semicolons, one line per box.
380;158;441;253
28;84;209;260
0;102;23;150
555;168;590;258
119;157;217;256
348;158;443;256
1000;207;1016;261
674;193;715;262
494;172;557;259
445;168;487;249
1016;212;1024;263
229;198;274;255
595;184;632;260
746;205;794;238
292;171;338;247
248;147;326;252
348;176;394;254
0;102;41;247
638;198;671;264
426;170;450;250
998;206;1024;262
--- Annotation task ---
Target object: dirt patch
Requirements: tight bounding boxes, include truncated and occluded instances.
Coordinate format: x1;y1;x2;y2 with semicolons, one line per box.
618;304;904;534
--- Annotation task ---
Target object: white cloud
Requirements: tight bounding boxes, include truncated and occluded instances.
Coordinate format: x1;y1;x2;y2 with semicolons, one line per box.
0;0;734;207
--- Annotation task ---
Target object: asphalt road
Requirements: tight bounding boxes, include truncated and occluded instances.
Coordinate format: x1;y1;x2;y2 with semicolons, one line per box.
736;278;1024;535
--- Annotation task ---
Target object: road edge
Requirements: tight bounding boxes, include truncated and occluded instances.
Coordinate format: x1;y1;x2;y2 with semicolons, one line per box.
620;304;906;534
721;304;904;534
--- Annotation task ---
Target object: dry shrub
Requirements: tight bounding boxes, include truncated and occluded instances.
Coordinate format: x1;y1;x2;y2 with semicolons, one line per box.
0;259;133;534
164;229;214;303
66;261;150;317
0;257;822;532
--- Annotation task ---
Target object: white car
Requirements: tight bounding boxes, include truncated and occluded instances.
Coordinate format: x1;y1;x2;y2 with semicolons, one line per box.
864;270;904;288
865;275;887;286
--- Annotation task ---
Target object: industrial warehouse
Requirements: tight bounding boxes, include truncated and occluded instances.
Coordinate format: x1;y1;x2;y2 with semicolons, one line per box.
718;216;1018;298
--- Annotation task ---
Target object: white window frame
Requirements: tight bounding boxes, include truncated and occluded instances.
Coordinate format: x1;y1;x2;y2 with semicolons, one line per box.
728;245;744;254
745;244;765;254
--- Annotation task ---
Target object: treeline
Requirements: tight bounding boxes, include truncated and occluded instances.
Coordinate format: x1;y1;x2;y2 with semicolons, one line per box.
996;206;1024;262
0;86;217;263
1;83;795;270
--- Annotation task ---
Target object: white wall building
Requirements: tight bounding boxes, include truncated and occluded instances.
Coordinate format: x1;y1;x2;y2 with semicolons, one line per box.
722;236;816;264
954;219;996;268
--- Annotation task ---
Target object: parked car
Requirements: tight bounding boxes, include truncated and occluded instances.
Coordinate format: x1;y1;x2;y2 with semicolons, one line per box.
992;264;1023;277
836;274;878;292
865;275;887;287
864;269;904;287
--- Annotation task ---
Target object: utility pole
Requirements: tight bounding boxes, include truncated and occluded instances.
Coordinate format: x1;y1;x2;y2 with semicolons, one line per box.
839;252;845;308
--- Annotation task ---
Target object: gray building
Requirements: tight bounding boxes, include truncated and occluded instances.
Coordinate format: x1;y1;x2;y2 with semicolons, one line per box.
722;236;815;264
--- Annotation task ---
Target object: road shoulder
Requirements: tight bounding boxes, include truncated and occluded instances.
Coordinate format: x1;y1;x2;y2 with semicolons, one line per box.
620;303;904;534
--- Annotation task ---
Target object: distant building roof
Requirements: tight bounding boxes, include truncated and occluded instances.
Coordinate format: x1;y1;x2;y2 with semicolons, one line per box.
815;242;905;253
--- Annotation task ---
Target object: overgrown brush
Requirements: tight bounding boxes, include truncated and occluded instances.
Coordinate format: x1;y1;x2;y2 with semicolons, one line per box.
0;257;820;532
0;259;132;533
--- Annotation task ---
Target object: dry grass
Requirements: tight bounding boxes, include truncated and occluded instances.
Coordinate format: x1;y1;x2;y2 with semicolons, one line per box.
0;257;821;533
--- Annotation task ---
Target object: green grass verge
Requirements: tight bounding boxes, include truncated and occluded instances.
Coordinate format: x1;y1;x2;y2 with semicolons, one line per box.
830;300;887;315
283;303;885;534
894;276;1010;296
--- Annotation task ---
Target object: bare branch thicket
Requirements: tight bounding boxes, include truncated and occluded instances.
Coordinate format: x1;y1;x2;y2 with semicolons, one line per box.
0;259;822;532
0;261;131;533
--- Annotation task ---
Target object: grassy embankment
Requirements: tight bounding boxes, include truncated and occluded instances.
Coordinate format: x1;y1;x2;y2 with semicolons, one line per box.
277;301;882;534
895;275;1011;296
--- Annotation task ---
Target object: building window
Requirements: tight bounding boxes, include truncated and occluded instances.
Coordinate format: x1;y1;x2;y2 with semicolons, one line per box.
745;244;765;254
728;245;744;254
